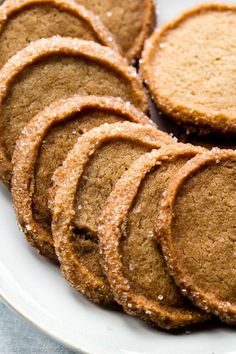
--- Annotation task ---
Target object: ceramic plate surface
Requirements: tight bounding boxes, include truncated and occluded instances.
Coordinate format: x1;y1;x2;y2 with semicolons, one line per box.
1;1;236;353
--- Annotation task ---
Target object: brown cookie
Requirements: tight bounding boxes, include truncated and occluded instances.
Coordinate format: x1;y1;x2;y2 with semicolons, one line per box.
141;4;236;134
12;96;153;261
0;36;148;188
76;0;156;62
0;0;120;69
99;144;209;329
158;149;236;324
51;122;173;304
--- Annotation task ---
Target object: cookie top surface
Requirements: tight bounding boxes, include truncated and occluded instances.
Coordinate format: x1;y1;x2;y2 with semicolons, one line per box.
76;0;156;61
0;36;147;187
141;4;236;133
0;0;120;69
98;144;209;329
12;96;153;261
51;121;172;304
158;149;236;324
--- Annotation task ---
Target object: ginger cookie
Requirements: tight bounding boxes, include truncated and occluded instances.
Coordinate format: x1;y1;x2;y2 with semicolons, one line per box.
51;122;172;304
99;144;209;329
0;0;120;69
158;149;236;324
0;36;148;188
76;0;156;62
141;4;236;134
12;96;153;261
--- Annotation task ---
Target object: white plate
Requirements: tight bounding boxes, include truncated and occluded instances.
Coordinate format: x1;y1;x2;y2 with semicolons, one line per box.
1;1;236;353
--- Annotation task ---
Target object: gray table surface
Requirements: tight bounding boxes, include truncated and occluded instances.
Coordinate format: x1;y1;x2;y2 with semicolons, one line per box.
0;300;77;354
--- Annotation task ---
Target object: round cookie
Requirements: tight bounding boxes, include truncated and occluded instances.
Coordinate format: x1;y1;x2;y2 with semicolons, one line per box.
76;0;156;62
0;0;120;69
158;149;236;324
12;96;153;261
141;4;236;134
51;122;172;304
0;36;148;188
99;144;209;329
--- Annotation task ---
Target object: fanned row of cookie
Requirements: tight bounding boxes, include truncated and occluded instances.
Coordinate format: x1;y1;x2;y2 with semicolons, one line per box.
0;0;156;63
12;106;236;329
0;0;235;331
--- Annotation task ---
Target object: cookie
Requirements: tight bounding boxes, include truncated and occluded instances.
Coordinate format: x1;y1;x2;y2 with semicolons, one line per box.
0;0;120;69
0;36;148;188
141;4;236;134
12;96;153;261
76;0;156;62
158;149;236;324
51;122;172;304
99;144;209;329
180;132;236;151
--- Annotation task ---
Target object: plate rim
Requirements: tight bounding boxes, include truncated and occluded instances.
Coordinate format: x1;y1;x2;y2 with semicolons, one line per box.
0;289;88;354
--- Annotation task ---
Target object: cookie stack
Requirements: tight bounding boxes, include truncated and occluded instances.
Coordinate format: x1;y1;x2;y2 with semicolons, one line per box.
0;0;235;331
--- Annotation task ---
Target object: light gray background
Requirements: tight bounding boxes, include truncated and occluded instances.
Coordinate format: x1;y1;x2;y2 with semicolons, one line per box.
0;301;76;353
